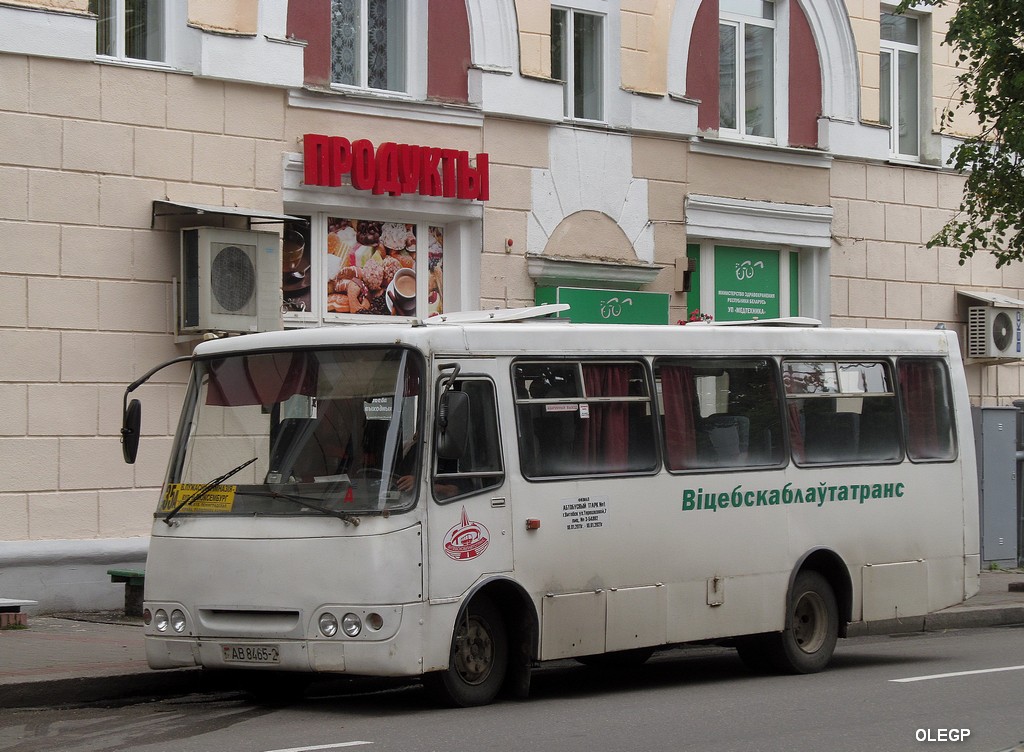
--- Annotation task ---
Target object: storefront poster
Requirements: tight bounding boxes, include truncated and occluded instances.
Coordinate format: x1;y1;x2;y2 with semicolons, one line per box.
324;218;444;318
282;223;312;314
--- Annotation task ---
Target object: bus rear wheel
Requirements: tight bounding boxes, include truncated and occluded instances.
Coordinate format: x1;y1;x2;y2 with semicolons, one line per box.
767;570;838;674
428;597;508;707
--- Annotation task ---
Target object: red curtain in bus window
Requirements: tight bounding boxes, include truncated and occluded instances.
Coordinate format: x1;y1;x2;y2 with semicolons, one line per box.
660;365;698;470
898;360;941;458
206;352;317;407
580;364;631;471
788;403;805;461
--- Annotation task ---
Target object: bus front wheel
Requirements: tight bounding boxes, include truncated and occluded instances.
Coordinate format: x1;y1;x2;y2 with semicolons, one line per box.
769;570;838;674
428;597;508;707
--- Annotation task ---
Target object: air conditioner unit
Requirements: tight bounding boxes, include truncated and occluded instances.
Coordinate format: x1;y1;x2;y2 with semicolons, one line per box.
967;305;1024;358
179;227;282;334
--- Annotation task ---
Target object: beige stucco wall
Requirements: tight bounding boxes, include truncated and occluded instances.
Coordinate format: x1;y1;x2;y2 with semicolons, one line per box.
0;52;288;541
1;0;88;12
480;117;549;309
829;157;1024;404
188;0;258;35
620;0;671;95
515;0;552;79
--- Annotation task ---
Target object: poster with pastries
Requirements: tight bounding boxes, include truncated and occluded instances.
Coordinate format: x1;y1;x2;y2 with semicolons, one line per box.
324;218;444;317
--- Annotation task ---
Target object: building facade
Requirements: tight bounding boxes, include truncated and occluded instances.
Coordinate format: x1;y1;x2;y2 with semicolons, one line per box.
1;0;1022;610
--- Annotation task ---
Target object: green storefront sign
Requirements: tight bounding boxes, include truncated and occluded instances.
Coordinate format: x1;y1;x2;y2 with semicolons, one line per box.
536;286;669;325
686;244;799;322
713;246;780;321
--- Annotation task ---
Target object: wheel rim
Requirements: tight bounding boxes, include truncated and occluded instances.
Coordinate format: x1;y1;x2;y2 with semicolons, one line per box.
453;614;494;686
792;590;828;654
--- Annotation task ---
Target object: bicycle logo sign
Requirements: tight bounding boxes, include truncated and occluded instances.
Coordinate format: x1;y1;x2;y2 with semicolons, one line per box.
735;260;764;281
600;296;633;319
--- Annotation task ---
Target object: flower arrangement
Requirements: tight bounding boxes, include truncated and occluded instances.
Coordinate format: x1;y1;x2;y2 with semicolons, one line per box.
678;309;713;325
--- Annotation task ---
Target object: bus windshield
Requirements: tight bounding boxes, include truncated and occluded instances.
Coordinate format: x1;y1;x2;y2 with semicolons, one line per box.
159;346;423;519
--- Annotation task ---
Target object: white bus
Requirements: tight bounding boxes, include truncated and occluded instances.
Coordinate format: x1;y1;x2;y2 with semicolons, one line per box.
122;306;980;706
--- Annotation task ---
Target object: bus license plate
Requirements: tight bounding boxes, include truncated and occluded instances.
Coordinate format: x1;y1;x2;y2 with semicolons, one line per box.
222;644;280;664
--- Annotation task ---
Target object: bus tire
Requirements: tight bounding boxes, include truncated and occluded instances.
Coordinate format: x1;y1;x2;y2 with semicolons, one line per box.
428;597;508;707
768;570;838;674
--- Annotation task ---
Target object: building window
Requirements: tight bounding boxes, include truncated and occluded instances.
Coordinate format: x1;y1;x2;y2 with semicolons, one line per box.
90;0;165;62
719;0;775;140
551;7;604;121
880;11;920;159
331;0;407;93
282;214;445;322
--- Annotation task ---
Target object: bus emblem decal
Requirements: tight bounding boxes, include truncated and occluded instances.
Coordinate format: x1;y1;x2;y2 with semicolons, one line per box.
443;507;490;561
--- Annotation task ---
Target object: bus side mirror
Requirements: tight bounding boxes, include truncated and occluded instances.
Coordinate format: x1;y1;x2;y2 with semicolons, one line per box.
121;398;142;464
437;390;470;460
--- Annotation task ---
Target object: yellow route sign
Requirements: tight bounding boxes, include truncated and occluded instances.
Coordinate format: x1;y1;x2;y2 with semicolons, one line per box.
158;484;237;513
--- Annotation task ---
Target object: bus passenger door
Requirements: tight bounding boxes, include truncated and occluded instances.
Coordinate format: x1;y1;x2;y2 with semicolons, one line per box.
426;359;513;600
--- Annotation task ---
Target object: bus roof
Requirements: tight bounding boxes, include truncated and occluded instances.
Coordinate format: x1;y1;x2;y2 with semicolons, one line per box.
191;309;959;362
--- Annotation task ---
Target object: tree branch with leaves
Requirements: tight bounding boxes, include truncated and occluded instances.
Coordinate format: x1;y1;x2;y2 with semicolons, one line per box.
895;0;1024;267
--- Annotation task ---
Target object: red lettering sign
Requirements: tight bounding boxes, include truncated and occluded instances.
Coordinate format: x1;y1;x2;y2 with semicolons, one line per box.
303;134;489;202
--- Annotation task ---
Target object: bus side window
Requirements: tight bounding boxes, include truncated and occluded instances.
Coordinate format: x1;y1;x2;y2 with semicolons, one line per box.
897;358;957;461
433;379;504;502
657;357;785;471
513;360;658;478
786;360;904;466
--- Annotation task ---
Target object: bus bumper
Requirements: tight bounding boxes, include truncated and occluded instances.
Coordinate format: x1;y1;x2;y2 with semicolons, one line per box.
144;602;429;677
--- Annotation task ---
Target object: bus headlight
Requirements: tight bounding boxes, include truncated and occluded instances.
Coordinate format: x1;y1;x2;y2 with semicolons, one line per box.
365;612;384;632
341;613;362;637
170;609;187;633
154;609;169;632
319;612;338;637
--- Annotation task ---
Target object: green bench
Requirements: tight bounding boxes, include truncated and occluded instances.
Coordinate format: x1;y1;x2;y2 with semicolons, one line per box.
107;569;145;617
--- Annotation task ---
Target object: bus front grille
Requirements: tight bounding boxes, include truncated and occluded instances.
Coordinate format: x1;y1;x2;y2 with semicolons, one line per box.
197;608;302;636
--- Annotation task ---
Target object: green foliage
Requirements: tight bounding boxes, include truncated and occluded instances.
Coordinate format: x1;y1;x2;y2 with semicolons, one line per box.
895;0;1024;267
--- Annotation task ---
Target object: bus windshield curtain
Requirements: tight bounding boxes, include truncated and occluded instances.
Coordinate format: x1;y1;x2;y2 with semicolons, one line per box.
205;352;318;407
659;365;698;469
580;364;631;471
898;359;941;458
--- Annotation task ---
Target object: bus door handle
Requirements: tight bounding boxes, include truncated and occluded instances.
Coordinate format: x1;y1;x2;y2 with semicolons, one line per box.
490;496;506;508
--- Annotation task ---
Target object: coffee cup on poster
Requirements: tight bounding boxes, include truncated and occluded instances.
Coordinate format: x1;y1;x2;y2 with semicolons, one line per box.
391;268;416;315
282;229;305;271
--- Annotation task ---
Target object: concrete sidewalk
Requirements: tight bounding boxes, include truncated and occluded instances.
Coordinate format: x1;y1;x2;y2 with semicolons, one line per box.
1;570;1023;710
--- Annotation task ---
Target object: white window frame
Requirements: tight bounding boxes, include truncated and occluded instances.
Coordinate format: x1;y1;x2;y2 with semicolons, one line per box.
685;194;833;324
91;0;169;65
330;0;425;99
880;9;922;161
719;1;778;144
551;4;606;123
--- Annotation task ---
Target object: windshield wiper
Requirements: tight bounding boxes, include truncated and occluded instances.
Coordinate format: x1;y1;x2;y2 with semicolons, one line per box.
163;456;258;526
255;490;360;527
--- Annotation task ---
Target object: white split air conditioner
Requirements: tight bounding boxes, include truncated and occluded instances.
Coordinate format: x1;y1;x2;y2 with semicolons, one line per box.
179;227;281;334
967;305;1024;359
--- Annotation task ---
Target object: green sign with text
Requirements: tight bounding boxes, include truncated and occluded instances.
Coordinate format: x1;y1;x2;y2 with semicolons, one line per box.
713;247;780;321
535;287;669;325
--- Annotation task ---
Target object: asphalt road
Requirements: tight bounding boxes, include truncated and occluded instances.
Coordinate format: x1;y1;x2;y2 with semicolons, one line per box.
2;625;1022;752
